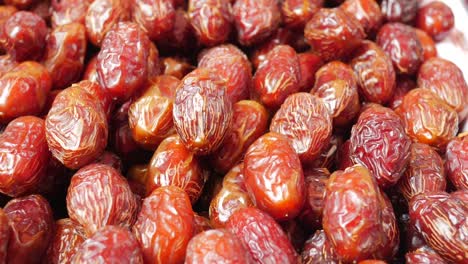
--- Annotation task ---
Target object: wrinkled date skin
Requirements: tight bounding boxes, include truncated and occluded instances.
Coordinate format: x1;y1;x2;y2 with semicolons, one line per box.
45;218;86;264
0;209;8;263
340;0;383;35
418;57;468;122
304;8;365;62
376;189;399;260
297;52;323;92
0;116;50;197
351;104;411;188
133;186;194;264
376;22;423;75
72;226;143;263
146;134;205;203
226;207;298;264
51;0;91;28
209;164;253;228
405;246;447;264
397;143;446;201
185;229;253;263
416;1;454;41
85;0;130;46
322;165;386;262
0;55;18;78
128;75;180;150
4;194;54;263
160;56;194;80
409;191;468;263
249;28;295;70
132;0;175;42
271;92;332;163
415;29;437;61
198;44;252;103
281;0;323;29
157;8;198;54
232;0;281;46
252;45;301;109
3;11;47;62
4;0;36;10
66;164;138;237
243;132;305;221
42;23;87;90
0;6;17;51
45;86;108;169
173;68;232;155
97;21;150;102
311;61;360;127
396;88;458;151
94;151;123;172
389;76;416;110
210;100;268;174
380;0;418;23
445;134;468;190
350;40;396;105
188;0;232;46
0;61;51;124
299;168;329;231
301;230;338;263
74;80;113;120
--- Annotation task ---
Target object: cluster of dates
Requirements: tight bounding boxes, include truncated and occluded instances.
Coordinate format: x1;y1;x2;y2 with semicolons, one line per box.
0;0;466;263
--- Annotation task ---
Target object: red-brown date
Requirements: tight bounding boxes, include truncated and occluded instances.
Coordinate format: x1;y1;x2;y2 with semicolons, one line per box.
417;57;468;122
376;23;423;75
405;246;447;264
210;100;268;174
185;229;253;263
409;191;467;263
85;0;130;46
0;116;50;197
51;0;91;28
252;45;301;109
297;52;323;92
350;40;396;105
146;42;161;80
388;76;416;110
93;151;123;172
281;0;322;29
323;165;385;262
209;164;253;228
157;8;197;54
4;0;38;9
232;0;281;46
192;213;212;235
0;55;18;78
198;44;252;103
304;8;365;62
0;208;9;263
337;139;354;170
351;104;411;188
82;55;98;83
45;218;86;264
244;132;305;221
160;56;194;80
311;61;360;126
271;92;332;163
133;186;194;264
72;226;143;263
45;86;108;169
301;230;338;263
298;168;329;231
132;0;175;42
375;189;399;260
396;88;458;151
416;1;454;41
415;29;437;61
73;80;113;120
0;61;52;123
128;75;179;150
249;28;295;70
188;0;232;46
146;134;204;203
97;21;150;102
227;207;298;264
380;0;418;24
66;164;138;236
445;134;468;190
0;6;17;51
173;68;232;155
4;194;54;263
42;23;87;90
340;0;383;35
397;143;446;201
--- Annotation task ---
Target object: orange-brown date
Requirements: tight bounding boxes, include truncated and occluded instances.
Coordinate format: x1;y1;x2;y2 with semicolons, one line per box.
131;0;176;42
340;0;383;35
281;0;322;29
445;133;468;190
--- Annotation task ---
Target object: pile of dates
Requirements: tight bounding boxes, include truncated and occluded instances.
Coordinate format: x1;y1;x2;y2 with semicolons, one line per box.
0;0;466;263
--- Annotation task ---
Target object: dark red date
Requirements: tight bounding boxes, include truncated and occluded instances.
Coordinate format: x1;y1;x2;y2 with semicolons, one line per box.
281;0;322;29
45;218;86;264
380;0;418;24
445;134;468;190
416;1;454;41
132;0;175;42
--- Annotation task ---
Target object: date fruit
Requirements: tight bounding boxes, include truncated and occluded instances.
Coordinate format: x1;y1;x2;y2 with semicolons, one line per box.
45;218;86;264
445;134;468;191
132;0;176;42
416;1;454;41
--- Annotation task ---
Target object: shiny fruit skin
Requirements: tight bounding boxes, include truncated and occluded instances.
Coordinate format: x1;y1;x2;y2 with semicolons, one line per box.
380;0;418;24
405;246;447;264
301;230;338;263
45;86;108;169
133;186;194;264
339;0;383;35
415;29;437;61
270;92;332;163
51;0;91;28
0;208;9;263
173;67;232;155
226;207;298;264
298;168;329;231
131;0;175;42
416;1;454;41
445;134;468;190
243;132;305;221
4;194;54;263
297;52;323;92
0;116;50;197
350;104;411;188
281;0;323;30
71;226;143;263
388;76;416;110
252;45;301;109
66;164;138;237
45;218;86;264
